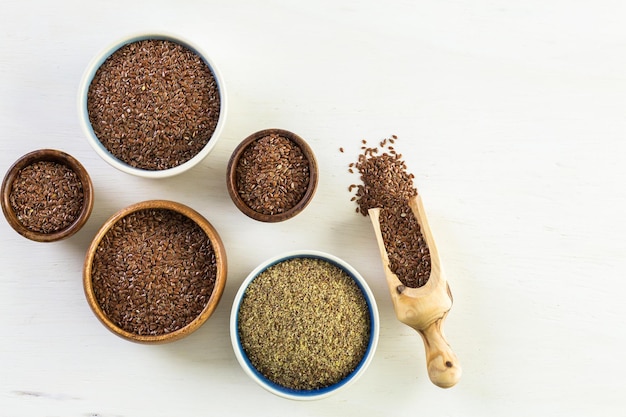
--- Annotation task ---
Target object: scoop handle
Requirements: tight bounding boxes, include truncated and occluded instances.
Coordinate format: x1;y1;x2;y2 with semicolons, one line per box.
417;317;461;388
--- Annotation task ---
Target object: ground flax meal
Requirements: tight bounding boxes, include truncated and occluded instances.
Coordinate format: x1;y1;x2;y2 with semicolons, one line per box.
9;161;84;234
348;136;432;288
91;209;217;335
237;257;370;390
87;39;220;170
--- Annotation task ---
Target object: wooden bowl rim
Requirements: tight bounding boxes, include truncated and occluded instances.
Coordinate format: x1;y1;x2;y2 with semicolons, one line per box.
83;199;228;344
226;128;318;222
1;149;94;242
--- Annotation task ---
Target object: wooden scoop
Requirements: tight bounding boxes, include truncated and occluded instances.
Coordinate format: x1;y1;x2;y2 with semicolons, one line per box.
369;195;461;388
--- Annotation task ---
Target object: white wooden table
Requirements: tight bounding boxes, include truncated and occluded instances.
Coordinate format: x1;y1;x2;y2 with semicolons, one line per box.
1;1;625;415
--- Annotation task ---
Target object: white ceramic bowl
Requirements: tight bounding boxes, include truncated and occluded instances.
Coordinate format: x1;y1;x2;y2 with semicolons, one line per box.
230;250;379;400
78;32;227;178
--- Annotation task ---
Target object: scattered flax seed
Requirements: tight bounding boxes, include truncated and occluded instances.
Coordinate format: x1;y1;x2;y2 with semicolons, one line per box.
9;161;84;233
347;136;431;288
238;257;370;391
339;147;344;153
235;133;310;216
91;209;217;335
87;39;220;170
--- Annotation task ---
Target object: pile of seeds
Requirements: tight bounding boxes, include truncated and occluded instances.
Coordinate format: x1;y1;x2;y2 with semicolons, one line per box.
87;39;220;170
91;209;217;336
9;161;84;234
235;133;310;215
238;257;370;391
347;136;431;288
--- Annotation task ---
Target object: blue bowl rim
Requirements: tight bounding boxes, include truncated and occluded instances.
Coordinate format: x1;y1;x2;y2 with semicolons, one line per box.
230;250;380;400
77;31;228;178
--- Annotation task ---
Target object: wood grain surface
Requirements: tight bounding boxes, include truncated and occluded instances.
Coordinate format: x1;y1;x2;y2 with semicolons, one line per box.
1;1;625;416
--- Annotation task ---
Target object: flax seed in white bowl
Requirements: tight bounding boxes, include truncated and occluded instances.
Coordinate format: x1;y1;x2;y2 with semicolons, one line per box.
78;32;227;178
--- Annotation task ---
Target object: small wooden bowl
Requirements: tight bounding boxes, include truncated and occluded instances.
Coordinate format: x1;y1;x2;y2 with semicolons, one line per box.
83;200;227;344
226;129;318;222
1;149;94;242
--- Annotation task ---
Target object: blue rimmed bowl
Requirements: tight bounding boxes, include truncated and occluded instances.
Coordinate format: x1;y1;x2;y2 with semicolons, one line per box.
230;250;379;400
77;31;227;178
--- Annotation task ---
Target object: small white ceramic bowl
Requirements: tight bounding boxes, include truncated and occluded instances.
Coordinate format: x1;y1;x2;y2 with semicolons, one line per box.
230;250;379;400
78;32;227;178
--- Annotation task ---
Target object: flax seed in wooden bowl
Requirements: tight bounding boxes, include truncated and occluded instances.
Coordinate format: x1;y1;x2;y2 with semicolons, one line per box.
78;32;227;178
226;129;318;222
83;200;227;343
1;149;94;242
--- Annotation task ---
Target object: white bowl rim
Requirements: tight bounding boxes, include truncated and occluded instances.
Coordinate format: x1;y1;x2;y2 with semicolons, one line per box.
77;31;227;178
230;250;380;401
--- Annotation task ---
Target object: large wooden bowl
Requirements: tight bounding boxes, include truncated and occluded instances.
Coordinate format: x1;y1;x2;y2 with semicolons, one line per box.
83;200;227;344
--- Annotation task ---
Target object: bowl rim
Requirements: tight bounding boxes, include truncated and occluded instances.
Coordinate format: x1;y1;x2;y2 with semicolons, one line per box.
230;250;379;400
226;128;319;222
83;199;228;343
1;149;94;242
77;31;228;178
